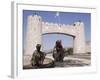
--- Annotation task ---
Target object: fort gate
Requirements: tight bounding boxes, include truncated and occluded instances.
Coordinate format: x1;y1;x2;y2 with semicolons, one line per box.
24;15;86;56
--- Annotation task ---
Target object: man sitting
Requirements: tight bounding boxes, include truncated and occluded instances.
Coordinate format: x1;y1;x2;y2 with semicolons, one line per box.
31;44;45;67
53;40;65;62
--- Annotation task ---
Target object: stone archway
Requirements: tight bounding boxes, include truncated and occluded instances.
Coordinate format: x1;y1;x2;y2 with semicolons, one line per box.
42;33;74;53
24;15;86;56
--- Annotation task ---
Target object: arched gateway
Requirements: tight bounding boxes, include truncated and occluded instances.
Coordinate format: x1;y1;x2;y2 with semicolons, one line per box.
24;15;86;56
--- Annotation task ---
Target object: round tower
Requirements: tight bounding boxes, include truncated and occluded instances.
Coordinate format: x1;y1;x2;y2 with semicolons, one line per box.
73;22;86;54
24;15;42;56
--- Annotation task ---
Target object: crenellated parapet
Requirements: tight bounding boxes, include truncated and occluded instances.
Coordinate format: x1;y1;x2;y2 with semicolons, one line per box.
42;21;84;37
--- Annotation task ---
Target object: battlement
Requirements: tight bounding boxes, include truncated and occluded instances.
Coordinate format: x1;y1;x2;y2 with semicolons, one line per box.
33;15;42;19
42;21;84;27
42;22;73;27
28;15;42;22
28;15;84;28
42;21;84;29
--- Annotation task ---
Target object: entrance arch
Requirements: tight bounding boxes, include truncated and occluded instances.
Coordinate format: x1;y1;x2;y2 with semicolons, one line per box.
42;33;74;53
25;15;86;56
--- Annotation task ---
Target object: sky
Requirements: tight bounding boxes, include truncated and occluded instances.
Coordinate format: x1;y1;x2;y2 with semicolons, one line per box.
23;10;91;50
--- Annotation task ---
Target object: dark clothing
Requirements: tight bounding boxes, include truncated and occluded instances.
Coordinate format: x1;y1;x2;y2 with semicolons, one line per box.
53;47;64;62
31;50;45;66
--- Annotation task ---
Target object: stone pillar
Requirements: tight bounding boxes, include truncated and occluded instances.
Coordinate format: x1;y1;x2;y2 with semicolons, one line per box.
73;22;86;54
24;15;42;56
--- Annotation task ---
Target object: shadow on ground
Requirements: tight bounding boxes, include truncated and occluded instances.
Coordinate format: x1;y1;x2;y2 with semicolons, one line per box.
23;59;90;69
